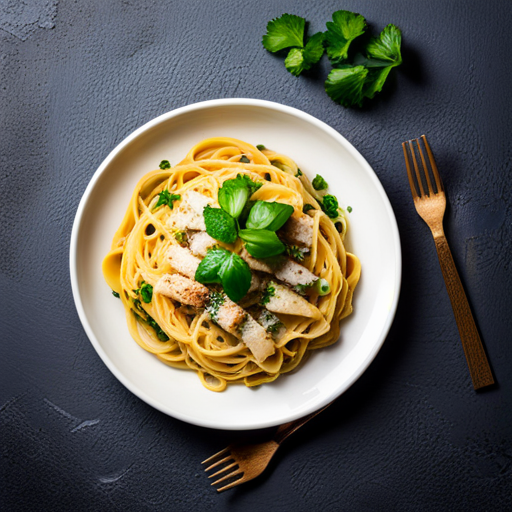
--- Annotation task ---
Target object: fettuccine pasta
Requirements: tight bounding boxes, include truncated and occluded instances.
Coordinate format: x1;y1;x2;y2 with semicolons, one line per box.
102;137;360;391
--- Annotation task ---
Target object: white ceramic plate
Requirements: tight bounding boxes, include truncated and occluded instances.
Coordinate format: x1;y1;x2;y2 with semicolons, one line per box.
70;99;401;430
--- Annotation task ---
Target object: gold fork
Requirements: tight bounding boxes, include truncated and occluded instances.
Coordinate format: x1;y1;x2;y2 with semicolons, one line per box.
402;135;494;390
202;403;330;492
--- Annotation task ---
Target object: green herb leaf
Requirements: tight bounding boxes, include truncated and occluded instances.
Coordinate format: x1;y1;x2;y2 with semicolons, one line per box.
325;10;366;64
154;189;181;210
203;205;238;244
262;13;305;52
312;174;328;190
112;290;120;298
140;283;153;303
261;282;276;305
239;155;250;163
286;245;305;261
218;252;252;302
239;229;286;258
195;248;230;284
284;32;325;76
362;24;402;98
207;290;225;322
347;206;353;213
303;204;315;213
218;180;249;219
366;24;402;63
159;160;171;169
295;168;303;177
321;194;340;218
256;144;266;151
174;231;188;246
324;65;368;107
218;174;262;219
246;201;294;231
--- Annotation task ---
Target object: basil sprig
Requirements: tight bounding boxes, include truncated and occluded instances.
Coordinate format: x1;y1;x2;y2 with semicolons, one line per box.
204;173;294;266
195;247;251;302
204;175;262;243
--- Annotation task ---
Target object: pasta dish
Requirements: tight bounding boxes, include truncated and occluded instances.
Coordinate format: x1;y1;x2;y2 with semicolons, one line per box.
102;137;360;391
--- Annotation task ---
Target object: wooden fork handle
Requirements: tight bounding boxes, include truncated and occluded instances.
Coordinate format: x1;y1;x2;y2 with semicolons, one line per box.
273;402;333;444
434;235;494;389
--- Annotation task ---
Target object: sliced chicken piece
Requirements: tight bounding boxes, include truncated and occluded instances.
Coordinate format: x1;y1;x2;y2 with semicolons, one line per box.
274;259;317;287
188;231;216;257
240;248;317;287
208;293;275;362
154;274;209;308
167;244;201;279
264;282;320;319
167;190;213;231
279;213;314;247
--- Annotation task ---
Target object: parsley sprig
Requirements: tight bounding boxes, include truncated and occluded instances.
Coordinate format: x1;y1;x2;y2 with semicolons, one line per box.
262;11;402;107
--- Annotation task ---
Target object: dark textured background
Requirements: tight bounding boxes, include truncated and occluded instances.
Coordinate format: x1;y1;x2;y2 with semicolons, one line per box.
1;1;511;510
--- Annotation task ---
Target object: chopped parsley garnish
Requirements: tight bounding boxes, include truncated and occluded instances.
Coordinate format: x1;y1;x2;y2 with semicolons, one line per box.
347;206;353;213
112;290;120;298
286;245;305;261
206;291;225;322
312;174;329;190
174;231;188;246
303;204;315;213
134;282;153;303
256;144;266;151
321;194;340;219
239;155;250;163
262;14;325;76
159;160;171;169
140;283;153;303
154;189;181;210
295;168;303;177
132;304;168;341
145;314;168;341
261;283;276;305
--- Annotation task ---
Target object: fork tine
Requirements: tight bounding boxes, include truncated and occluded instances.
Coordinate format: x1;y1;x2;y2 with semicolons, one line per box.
203;455;233;472
416;138;435;195
402;142;418;198
211;469;244;487
408;140;426;197
201;447;229;465
215;477;246;493
208;462;238;479
421;135;444;192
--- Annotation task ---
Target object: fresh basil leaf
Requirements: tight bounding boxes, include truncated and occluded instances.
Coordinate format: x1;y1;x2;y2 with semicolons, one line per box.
218;179;249;219
203;205;238;243
195;248;230;284
218;174;262;219
246;201;294;231
239;229;286;258
218;252;252;302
